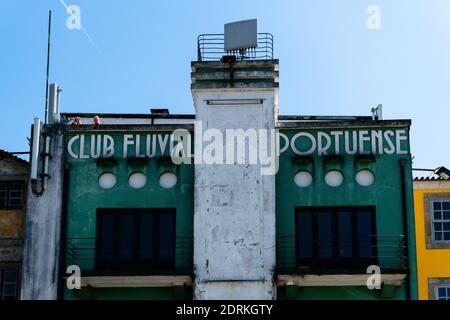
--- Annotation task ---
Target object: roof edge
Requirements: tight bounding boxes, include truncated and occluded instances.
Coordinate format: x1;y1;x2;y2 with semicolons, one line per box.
0;149;29;166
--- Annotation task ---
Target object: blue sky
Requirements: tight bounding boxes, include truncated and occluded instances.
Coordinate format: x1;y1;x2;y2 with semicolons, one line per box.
1;0;449;175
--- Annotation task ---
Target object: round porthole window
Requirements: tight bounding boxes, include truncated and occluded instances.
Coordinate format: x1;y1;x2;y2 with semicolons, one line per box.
129;172;147;189
159;172;177;189
294;171;313;187
356;169;375;187
98;173;116;189
325;170;343;187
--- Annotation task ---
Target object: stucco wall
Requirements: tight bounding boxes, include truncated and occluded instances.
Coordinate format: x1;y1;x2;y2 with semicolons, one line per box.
0;210;22;238
0;154;28;266
413;184;450;300
192;88;278;300
21;127;64;300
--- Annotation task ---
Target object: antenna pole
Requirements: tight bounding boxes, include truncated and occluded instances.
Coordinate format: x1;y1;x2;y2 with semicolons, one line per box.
44;10;52;125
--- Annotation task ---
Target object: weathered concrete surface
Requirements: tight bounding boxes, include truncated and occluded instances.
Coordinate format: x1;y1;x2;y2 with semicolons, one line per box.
195;281;275;300
21;126;64;300
0;238;22;262
0;153;28;178
0;151;28;265
0;210;23;238
191;59;280;70
192;88;278;300
191;59;279;91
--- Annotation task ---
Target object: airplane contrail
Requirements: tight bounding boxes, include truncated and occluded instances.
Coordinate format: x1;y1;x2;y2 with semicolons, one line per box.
59;0;102;54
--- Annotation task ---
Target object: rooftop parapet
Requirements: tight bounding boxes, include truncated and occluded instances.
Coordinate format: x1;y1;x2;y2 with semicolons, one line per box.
191;59;279;89
193;21;278;90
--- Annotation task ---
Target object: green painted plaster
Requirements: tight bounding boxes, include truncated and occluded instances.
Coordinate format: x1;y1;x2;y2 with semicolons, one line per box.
64;286;192;300
63;131;194;300
277;286;404;300
62;125;418;300
276;126;418;300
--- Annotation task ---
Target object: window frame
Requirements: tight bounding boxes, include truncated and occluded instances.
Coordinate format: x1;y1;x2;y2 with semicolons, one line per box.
0;269;19;300
423;193;450;249
430;198;450;244
435;285;450;300
95;208;176;272
0;181;25;209
428;278;450;300
295;206;377;271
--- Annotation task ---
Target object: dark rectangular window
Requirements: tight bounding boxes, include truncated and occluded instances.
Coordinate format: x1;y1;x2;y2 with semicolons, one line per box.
0;183;7;207
337;211;352;258
99;213;114;262
159;213;175;262
297;212;313;258
317;212;333;258
96;209;175;271
0;269;18;300
119;213;134;261
139;214;154;260
357;211;373;258
296;207;376;270
0;181;24;209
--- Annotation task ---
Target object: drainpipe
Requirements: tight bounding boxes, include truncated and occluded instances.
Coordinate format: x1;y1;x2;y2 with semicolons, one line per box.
399;158;411;300
220;55;236;87
57;135;70;300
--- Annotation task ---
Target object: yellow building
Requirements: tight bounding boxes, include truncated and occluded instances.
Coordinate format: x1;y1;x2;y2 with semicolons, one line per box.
413;177;450;300
0;149;28;300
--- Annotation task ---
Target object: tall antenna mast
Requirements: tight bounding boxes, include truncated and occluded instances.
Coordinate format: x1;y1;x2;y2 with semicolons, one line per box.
44;10;52;125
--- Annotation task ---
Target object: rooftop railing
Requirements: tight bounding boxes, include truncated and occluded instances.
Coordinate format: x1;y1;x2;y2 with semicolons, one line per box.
197;33;273;61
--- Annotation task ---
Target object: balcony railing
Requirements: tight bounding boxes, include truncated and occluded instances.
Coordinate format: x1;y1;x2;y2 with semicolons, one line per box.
197;33;273;61
65;237;193;276
276;235;408;274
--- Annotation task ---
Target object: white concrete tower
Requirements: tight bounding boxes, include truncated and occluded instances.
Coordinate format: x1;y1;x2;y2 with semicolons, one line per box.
191;25;279;299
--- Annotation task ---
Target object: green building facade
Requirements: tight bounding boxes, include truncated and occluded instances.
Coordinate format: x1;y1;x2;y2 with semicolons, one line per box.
276;123;417;300
63;128;195;300
58;118;417;300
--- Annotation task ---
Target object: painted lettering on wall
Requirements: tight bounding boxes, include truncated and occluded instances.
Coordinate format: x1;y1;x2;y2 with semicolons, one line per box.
287;129;408;156
66;129;409;160
67;134;175;159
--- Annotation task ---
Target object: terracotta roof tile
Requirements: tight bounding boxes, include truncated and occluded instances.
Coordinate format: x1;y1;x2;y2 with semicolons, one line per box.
0;149;29;166
413;176;448;181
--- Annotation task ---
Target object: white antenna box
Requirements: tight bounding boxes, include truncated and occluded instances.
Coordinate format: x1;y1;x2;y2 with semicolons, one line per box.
30;117;42;180
224;19;258;51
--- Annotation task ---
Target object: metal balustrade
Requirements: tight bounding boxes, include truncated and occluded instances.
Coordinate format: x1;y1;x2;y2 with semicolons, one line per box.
65;236;193;276
276;235;408;274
